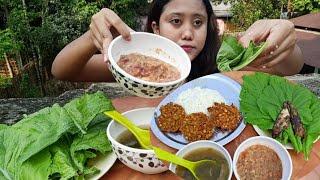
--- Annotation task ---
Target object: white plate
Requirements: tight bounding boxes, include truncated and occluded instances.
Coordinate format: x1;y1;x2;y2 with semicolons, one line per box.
151;73;246;149
86;151;117;180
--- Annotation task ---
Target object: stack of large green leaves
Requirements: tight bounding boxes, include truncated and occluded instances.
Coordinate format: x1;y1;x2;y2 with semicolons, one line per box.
0;91;114;179
240;73;320;159
216;36;267;72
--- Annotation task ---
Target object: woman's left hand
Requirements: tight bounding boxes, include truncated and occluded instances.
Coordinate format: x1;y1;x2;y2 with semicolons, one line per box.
238;19;296;69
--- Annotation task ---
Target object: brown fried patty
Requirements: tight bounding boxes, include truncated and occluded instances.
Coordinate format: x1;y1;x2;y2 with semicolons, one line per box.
157;103;186;132
208;102;241;131
180;112;214;142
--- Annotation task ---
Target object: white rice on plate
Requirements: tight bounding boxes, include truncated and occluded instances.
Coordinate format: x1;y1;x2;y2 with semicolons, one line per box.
175;87;225;115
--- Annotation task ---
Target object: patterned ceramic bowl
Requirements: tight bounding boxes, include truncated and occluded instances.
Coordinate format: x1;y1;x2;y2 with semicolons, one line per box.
106;108;168;174
107;32;191;98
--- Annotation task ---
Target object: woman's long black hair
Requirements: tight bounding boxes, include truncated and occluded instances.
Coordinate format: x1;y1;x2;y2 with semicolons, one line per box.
146;0;220;81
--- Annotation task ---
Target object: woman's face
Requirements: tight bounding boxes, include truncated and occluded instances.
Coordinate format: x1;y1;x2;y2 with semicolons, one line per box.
152;0;208;61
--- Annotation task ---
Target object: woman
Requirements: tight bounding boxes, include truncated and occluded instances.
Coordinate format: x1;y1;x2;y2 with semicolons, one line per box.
51;0;304;82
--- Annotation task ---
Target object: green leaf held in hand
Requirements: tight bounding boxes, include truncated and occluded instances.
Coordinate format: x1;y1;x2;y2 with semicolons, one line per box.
217;36;267;72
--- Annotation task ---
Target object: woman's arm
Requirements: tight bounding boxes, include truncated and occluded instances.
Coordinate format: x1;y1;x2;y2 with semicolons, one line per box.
52;31;113;82
51;8;132;82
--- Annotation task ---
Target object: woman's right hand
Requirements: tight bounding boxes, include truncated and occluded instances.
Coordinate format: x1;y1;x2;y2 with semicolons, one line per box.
89;8;133;61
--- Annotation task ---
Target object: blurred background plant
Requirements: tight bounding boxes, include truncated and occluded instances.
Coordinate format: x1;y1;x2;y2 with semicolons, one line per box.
292;0;320;14
0;0;149;98
212;0;320;30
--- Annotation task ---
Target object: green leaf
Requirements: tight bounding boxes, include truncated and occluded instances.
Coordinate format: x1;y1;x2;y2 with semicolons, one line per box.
63;91;114;134
240;73;320;159
258;86;282;120
216;36;266;71
0;92;114;179
49;140;78;179
304;133;320;160
70;125;112;172
233;41;267;71
291;85;312;111
285;125;300;152
0;124;8;131
1;104;73;179
19;149;52;180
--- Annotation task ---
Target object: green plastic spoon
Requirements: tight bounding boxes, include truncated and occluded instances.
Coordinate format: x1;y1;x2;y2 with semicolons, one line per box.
153;147;221;180
104;110;151;149
104;110;221;180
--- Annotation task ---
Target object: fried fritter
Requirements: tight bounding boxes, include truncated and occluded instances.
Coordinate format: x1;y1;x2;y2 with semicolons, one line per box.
180;112;214;142
208;102;241;131
157;103;186;132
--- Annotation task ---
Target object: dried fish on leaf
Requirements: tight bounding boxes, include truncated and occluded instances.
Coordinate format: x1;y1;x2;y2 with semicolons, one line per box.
240;72;320;159
272;101;291;138
288;102;305;138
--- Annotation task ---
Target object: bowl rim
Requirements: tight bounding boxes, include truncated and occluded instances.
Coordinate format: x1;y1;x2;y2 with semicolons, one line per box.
106;107;155;154
232;136;293;180
168;140;233;180
107;31;191;86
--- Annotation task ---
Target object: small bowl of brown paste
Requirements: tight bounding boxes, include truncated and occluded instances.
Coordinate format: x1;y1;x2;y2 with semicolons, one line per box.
233;136;292;180
107;32;191;98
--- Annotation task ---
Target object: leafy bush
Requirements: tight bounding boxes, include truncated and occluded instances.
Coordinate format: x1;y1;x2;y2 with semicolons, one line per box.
19;73;41;98
110;0;149;29
0;75;12;88
214;0;283;29
0;29;21;61
1;0;149;97
292;0;320;13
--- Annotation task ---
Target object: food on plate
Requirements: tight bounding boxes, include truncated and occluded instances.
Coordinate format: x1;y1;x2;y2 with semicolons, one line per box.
272;101;291;138
157;103;186;132
117;53;180;83
156;86;242;142
175;87;225;115
208;102;241;131
240;72;320;159
180;112;214;142
175;147;230;180
288;102;305;138
0;92;114;179
117;125;149;149
236;144;282;180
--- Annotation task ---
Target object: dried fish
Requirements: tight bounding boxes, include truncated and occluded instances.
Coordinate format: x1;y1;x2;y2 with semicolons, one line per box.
272;101;291;138
288;102;305;138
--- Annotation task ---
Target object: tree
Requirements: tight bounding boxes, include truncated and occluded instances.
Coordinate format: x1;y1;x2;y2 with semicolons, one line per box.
0;29;21;61
212;0;285;29
1;0;149;96
292;0;320;13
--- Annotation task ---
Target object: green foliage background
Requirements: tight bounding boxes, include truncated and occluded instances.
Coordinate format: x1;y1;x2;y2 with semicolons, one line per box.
0;0;149;97
212;0;320;29
292;0;320;13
